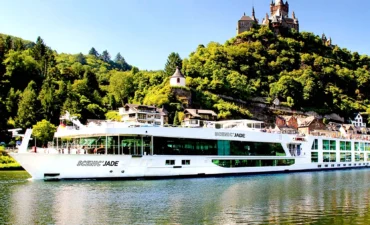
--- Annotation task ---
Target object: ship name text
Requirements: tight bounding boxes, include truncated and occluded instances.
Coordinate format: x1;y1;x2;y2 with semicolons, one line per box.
77;160;119;167
215;132;245;138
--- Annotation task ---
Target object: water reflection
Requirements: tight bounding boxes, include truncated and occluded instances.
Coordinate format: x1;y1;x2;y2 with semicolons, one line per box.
2;169;370;224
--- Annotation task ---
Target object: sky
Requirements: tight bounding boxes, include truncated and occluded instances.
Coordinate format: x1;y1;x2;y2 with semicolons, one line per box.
1;0;370;70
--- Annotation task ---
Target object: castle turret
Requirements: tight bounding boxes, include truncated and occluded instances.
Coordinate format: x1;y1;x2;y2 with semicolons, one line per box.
170;66;186;87
237;8;258;34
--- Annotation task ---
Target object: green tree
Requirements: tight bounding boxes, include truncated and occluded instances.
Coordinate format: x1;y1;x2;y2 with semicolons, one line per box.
114;52;130;71
16;81;38;128
105;111;122;121
164;52;182;77
76;53;87;65
173;111;179;126
32;119;57;146
88;47;99;57
101;50;111;62
108;71;134;106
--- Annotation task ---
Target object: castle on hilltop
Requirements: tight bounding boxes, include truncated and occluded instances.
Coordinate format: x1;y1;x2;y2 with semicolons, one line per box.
237;0;299;35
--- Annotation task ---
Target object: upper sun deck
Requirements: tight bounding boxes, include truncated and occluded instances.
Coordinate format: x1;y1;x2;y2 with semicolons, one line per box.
55;117;268;138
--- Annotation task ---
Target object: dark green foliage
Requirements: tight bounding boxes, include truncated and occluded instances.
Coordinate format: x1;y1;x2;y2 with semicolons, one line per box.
164;52;182;77
88;47;99;57
101;50;111;62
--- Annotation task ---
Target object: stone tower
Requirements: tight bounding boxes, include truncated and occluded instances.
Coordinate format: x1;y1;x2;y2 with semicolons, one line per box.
170;66;191;107
270;0;289;17
237;7;258;35
170;66;186;87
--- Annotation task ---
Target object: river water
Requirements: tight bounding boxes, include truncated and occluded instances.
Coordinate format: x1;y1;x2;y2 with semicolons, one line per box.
1;169;370;224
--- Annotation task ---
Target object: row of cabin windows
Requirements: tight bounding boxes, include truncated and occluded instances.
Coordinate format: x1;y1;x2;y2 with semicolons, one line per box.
154;137;285;156
165;160;190;165
311;139;370;151
212;159;295;168
311;152;368;163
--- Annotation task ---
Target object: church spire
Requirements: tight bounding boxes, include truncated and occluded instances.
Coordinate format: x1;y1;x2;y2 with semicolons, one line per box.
252;6;255;17
292;11;296;19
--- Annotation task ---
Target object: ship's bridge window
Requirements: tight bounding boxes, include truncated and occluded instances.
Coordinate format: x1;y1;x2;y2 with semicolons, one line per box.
311;139;318;150
367;153;370;162
340;141;351;151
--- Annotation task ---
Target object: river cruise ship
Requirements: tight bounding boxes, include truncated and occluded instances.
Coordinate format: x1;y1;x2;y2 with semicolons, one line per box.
9;112;370;180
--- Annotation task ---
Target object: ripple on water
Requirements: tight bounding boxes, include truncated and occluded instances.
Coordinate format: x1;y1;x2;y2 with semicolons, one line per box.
2;170;370;224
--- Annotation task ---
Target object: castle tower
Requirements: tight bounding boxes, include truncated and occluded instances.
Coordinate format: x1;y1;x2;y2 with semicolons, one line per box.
237;8;258;35
170;66;186;87
270;0;289;17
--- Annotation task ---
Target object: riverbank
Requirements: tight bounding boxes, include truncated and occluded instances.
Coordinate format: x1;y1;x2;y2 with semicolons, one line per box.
0;164;23;170
0;149;23;170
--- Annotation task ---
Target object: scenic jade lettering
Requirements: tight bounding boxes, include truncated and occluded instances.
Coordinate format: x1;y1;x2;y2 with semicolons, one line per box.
77;160;119;167
215;132;245;138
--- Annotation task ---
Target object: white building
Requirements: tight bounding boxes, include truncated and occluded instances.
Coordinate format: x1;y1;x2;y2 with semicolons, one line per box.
183;109;217;127
170;66;186;87
119;104;168;126
351;113;366;127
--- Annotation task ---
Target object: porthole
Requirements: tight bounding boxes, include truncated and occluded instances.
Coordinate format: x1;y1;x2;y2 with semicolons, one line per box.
109;170;113;173
121;170;125;173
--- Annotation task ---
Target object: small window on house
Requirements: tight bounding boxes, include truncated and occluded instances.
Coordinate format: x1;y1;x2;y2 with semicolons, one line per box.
165;160;175;165
182;160;190;165
177;78;180;83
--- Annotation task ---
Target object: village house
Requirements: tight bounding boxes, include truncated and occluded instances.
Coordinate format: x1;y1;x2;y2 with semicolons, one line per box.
297;116;326;135
118;104;168;126
183;109;217;127
275;115;298;134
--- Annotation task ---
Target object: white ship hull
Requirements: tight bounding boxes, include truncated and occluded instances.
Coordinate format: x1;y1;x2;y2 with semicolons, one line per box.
10;153;369;180
9;116;370;180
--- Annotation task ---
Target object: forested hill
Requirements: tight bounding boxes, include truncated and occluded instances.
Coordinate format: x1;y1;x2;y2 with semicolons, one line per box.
183;26;370;116
1;26;370;141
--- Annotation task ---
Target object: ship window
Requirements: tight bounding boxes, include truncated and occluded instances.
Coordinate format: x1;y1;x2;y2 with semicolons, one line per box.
165;160;175;165
311;139;318;150
340;152;352;162
330;140;336;150
311;152;318;163
211;159;294;168
323;140;329;150
355;153;364;162
355;142;365;151
366;143;370;151
323;152;336;162
182;160;190;165
367;153;370;161
340;141;351;151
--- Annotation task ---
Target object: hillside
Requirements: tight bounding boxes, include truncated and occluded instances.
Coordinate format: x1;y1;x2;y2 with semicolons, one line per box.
183;26;370;117
1;26;370;141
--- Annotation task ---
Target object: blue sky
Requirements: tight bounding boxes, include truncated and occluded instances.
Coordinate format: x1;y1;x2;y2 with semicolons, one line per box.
1;0;369;70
